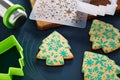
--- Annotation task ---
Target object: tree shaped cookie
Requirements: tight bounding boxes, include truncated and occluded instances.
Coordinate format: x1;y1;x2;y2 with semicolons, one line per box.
46;51;64;66
82;51;120;80
89;19;120;53
36;31;74;66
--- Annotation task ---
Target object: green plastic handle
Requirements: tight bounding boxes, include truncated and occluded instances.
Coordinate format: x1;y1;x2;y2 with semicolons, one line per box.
3;4;25;29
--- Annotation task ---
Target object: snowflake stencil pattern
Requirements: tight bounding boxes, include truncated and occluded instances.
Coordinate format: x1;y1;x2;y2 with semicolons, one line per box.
30;0;89;28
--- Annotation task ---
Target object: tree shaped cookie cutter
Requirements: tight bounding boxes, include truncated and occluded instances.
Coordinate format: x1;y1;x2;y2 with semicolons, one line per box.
0;35;24;80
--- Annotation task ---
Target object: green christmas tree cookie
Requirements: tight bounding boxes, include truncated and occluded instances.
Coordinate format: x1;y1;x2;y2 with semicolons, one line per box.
89;19;120;53
82;51;120;80
46;51;64;66
36;31;74;66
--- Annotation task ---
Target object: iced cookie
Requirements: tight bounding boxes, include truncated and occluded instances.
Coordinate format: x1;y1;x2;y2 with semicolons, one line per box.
89;19;120;53
36;31;74;66
82;51;120;80
46;51;64;66
43;31;69;45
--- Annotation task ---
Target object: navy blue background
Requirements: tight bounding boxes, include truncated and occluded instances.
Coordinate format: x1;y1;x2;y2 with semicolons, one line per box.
0;0;120;80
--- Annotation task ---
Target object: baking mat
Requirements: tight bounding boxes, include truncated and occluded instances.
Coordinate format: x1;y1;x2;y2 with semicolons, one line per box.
0;0;120;79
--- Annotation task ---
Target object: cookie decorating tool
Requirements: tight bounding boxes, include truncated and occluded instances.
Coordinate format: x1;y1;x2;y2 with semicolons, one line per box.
0;0;27;29
0;35;24;80
77;0;117;16
29;0;90;28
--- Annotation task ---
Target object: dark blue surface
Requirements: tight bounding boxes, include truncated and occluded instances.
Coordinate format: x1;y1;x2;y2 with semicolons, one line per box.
0;0;120;80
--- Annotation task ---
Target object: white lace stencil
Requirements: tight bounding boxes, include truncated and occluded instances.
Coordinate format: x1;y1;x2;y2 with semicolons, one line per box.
29;0;90;28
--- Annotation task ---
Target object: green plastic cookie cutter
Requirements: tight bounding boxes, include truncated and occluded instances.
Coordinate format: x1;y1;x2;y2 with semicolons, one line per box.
0;35;24;80
3;4;25;29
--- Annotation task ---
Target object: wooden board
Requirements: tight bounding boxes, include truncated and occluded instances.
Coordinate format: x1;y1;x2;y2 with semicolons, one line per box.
30;0;120;30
